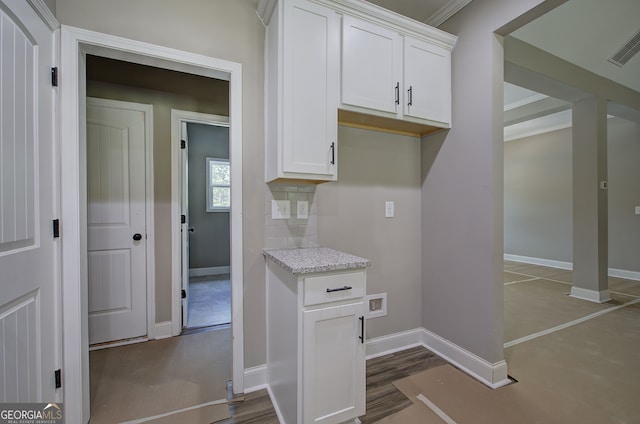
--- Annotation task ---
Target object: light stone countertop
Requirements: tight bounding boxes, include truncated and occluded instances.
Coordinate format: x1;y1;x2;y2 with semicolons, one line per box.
263;247;370;275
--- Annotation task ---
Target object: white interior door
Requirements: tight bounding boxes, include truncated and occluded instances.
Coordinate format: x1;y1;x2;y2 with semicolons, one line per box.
180;121;190;328
86;98;149;345
0;0;59;402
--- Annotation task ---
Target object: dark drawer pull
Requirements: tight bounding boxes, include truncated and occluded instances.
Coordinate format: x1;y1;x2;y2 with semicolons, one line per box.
326;285;352;293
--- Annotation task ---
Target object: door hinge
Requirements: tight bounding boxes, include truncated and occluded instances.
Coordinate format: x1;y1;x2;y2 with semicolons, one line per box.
52;219;60;238
54;369;62;389
181;214;186;224
180;139;186;149
51;67;58;87
181;289;186;299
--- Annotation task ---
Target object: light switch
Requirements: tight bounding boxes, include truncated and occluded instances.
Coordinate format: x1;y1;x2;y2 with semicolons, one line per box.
297;201;309;219
385;201;394;218
272;200;290;219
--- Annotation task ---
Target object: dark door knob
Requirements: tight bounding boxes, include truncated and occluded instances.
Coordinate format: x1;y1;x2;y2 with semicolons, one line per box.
133;233;142;241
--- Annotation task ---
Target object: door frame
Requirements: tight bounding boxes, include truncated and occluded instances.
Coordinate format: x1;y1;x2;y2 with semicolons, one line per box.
170;110;231;333
60;26;244;423
86;97;155;346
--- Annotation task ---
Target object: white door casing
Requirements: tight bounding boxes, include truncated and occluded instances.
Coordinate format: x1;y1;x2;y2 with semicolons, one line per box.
0;0;60;402
60;26;244;422
180;120;189;328
86;98;151;345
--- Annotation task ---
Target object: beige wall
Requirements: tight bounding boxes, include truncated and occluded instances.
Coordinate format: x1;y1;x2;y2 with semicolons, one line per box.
317;126;423;338
56;0;267;368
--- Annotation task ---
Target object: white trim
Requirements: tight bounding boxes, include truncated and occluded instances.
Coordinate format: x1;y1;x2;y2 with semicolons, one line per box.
60;25;244;423
570;287;611;304
416;394;458;424
503;254;572;270
266;384;287;424
364;327;509;389
86;97;156;343
153;321;173;340
88;337;148;351
26;0;60;31
504;254;640;281
244;364;268;393
365;328;424;360
189;266;231;277
503;92;548;111
420;328;510;389
424;0;473;28
170;108;245;396
504;109;572;142
609;267;640;282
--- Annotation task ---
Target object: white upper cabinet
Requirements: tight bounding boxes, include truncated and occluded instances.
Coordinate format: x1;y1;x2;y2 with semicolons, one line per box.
341;14;453;129
263;0;339;183
404;36;451;124
342;15;402;114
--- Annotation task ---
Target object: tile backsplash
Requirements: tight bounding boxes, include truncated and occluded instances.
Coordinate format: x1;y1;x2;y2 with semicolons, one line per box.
265;183;319;249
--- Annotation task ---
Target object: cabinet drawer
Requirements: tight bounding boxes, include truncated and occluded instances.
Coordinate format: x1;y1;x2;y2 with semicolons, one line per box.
304;271;365;306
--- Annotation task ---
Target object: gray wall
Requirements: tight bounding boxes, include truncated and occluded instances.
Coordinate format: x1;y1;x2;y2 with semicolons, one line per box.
504;127;573;262
504;117;640;273
317;126;423;339
425;0;555;364
57;0;267;368
187;123;230;270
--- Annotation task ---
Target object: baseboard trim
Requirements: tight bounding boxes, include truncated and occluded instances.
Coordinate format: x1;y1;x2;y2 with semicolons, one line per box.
504;254;572;270
189;266;230;277
419;328;510;389
505;254;640;281
609;267;640;282
570;287;611;304
365;328;424;360
244;364;268;393
153;321;173;340
364;327;509;389
266;384;286;424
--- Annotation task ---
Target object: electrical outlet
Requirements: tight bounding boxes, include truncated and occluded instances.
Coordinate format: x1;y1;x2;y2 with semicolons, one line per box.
635;206;640;215
297;201;309;219
385;201;394;218
271;200;290;219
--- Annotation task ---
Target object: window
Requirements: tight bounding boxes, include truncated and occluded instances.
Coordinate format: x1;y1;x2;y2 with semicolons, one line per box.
207;158;230;212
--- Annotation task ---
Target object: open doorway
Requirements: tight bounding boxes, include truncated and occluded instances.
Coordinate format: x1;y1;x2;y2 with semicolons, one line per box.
177;118;232;331
59;26;244;422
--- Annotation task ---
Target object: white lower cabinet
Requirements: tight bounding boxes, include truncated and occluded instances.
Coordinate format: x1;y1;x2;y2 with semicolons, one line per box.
303;302;366;424
266;260;367;424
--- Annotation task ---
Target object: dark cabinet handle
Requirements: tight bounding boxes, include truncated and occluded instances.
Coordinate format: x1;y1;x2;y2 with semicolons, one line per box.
359;316;364;344
133;233;142;241
330;142;335;165
326;285;352;293
408;86;413;106
189;227;194;232
395;82;400;105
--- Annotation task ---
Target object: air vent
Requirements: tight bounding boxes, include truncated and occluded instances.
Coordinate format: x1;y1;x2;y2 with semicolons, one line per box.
608;29;640;67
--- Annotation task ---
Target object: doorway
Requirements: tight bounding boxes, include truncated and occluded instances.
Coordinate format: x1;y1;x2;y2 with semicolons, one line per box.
176;116;232;330
60;27;244;422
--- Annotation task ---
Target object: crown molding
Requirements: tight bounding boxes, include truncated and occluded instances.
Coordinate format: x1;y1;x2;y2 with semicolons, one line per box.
425;0;473;27
27;0;60;31
504;92;548;111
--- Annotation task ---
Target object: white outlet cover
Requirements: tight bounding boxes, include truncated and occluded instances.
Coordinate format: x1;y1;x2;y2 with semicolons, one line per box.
271;200;290;219
385;201;394;218
297;200;309;219
635;206;640;215
365;293;387;319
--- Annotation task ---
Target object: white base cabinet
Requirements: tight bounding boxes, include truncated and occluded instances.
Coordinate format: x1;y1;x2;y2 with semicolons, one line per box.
266;260;366;424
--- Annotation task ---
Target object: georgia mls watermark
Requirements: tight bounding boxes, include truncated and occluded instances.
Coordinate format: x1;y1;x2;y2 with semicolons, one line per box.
0;403;63;424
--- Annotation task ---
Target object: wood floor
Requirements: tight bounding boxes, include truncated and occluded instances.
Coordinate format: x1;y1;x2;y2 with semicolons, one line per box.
90;261;640;423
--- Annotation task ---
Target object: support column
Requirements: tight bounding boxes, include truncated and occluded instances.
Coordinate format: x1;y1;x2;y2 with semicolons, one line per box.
571;96;610;303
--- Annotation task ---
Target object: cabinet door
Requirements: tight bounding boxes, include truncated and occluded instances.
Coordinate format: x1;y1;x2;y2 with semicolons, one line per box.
403;36;451;124
282;0;339;177
342;15;402;114
303;301;365;424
